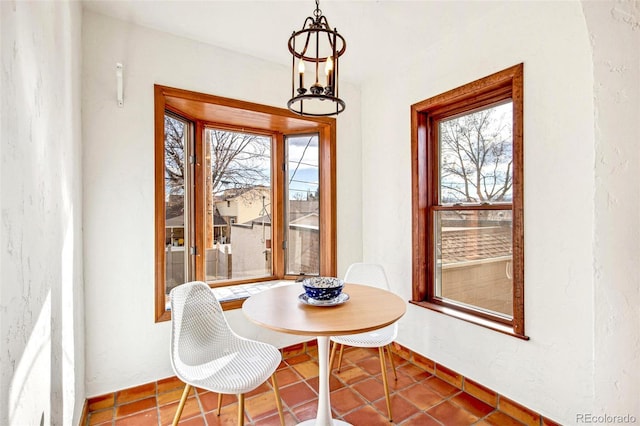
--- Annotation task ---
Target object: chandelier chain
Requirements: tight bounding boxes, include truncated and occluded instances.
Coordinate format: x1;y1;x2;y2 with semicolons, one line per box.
314;0;322;19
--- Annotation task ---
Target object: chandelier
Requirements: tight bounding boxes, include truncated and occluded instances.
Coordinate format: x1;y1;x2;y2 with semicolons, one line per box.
287;0;346;116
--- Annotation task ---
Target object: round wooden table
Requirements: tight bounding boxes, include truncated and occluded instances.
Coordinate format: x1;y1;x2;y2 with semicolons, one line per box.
242;283;406;426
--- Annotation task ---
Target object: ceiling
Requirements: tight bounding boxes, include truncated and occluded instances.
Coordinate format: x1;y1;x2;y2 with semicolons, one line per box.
82;0;505;84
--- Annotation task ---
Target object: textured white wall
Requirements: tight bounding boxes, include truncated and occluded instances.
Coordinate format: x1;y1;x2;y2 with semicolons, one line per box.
0;2;84;425
582;0;640;417
360;1;602;424
76;2;639;422
81;11;361;396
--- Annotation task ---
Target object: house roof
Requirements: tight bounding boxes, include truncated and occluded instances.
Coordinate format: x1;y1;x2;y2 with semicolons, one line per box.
290;213;319;227
441;226;512;264
166;207;227;227
215;186;269;202
212;210;228;226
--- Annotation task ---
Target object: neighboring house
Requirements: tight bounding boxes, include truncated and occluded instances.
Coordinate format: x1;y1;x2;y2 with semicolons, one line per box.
172;189;321;282
228;200;321;278
214;186;270;228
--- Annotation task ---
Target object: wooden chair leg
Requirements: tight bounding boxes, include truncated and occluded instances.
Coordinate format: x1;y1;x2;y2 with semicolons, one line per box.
271;373;285;426
387;344;398;380
336;343;345;372
172;384;192;426
329;341;338;372
237;394;245;426
378;346;393;422
217;393;223;415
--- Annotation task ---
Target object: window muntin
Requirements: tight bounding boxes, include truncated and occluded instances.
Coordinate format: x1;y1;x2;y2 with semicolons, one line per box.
411;64;525;338
285;134;320;276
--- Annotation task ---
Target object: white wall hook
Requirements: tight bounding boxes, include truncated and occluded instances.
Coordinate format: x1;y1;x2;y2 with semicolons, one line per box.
116;63;124;107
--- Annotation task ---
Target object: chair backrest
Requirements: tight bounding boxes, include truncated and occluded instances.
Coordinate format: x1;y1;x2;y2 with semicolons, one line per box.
170;281;233;371
344;263;390;291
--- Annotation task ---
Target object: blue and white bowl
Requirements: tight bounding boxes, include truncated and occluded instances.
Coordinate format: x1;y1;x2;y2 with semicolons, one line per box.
302;277;344;301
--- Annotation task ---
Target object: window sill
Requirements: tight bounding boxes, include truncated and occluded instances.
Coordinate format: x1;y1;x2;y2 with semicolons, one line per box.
214;280;294;310
409;300;530;340
160;280;301;322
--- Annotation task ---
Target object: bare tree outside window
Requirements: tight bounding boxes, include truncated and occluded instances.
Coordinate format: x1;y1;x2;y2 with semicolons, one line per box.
164;114;188;295
164;115;186;198
164;121;271;199
206;129;271;196
439;102;513;204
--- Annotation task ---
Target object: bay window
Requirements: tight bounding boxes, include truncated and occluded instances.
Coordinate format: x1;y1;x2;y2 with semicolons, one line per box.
155;86;336;321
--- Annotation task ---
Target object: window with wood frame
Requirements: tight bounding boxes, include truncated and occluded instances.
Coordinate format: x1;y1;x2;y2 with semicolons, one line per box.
155;85;337;322
410;64;527;339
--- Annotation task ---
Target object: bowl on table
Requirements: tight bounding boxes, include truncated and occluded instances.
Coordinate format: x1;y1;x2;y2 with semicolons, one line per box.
302;277;344;301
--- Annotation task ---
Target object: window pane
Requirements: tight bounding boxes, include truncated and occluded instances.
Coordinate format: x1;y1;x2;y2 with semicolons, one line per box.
285;134;320;275
164;114;189;297
434;209;513;317
439;102;513;204
204;128;272;282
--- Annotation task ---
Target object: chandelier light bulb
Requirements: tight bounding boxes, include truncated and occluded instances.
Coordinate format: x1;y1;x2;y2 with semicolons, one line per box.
325;56;333;74
298;60;305;88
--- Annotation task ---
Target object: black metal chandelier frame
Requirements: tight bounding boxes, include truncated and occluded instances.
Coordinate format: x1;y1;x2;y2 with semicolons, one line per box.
287;0;346;117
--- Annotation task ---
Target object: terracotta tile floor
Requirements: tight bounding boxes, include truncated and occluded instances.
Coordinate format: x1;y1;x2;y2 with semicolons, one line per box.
85;345;529;426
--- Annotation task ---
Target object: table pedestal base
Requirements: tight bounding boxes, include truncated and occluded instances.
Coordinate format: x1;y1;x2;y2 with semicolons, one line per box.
300;336;352;426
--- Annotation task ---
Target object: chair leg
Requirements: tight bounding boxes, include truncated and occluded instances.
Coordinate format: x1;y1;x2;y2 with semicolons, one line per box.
329;341;338;372
271;373;285;426
217;393;223;415
336;343;345;372
237;394;245;426
387;344;398;380
172;384;192;426
378;346;393;422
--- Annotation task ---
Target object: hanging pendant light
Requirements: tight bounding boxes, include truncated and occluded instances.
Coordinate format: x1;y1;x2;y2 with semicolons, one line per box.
287;0;346;117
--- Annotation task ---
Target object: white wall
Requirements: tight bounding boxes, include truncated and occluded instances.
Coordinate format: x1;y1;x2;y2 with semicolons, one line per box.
81;3;639;422
0;2;84;425
361;1;603;424
82;11;362;396
582;0;640;418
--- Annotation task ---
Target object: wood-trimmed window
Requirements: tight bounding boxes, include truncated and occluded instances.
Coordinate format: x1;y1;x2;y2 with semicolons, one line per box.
154;85;337;322
410;64;527;339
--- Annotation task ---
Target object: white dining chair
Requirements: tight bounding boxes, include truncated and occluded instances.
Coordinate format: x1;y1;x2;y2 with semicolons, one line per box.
169;281;284;426
329;263;399;421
